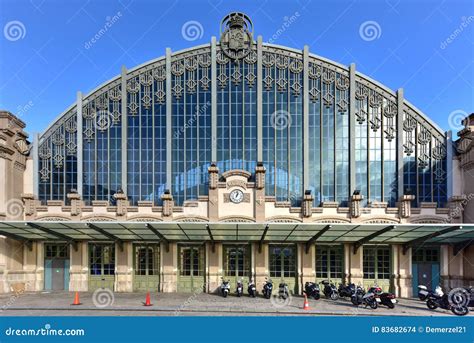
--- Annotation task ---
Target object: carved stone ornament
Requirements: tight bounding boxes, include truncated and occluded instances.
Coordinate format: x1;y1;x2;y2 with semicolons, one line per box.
219;12;253;61
14;138;31;155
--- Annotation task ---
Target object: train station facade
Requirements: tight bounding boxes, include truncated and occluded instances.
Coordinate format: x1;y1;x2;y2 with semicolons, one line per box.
0;13;473;297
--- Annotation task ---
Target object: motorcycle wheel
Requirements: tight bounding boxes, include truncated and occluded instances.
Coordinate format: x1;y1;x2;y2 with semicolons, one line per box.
387;302;395;309
426;299;437;310
369;301;378;309
330;292;339;301
451;306;469;316
223;291;228;298
314;294;320;300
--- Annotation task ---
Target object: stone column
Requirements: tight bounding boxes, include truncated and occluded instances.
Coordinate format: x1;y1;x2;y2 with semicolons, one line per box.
67;190;83;219
349;244;363;286
208;164;219;221
113;189;128;217
161;242;177;293
69;242;88;291
399;194;415;219
398;246;413;298
302;191;313;219
161;191;174;218
206;242;221;294
343;243;351;283
254;243;268;294
34;242;44;292
254;163;266;221
350;193;363;218
300;243;314;295
115;242;133;292
391;245;400;296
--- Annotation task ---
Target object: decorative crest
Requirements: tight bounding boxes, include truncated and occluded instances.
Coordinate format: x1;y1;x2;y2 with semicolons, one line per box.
220;12;253;61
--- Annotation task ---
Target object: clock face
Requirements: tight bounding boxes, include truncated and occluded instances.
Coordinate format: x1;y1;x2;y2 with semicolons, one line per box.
229;189;244;204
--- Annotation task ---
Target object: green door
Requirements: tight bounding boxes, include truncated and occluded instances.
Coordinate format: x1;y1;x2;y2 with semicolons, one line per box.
315;245;344;286
269;245;298;294
133;244;160;292
89;243;115;291
223;244;251;289
363;246;392;291
178;245;205;293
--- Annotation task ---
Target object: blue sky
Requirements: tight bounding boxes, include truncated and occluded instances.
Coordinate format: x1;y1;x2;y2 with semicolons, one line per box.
0;0;473;137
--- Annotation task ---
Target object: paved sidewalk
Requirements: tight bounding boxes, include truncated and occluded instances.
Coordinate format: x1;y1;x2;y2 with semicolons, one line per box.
0;291;472;316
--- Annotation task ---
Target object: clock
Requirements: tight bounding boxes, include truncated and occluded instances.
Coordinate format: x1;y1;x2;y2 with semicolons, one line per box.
229;189;244;204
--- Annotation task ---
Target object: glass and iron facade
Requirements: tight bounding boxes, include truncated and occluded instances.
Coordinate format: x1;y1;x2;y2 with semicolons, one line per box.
36;29;449;209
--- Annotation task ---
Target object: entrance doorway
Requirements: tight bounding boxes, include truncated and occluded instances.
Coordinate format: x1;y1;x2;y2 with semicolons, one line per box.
269;245;298;294
315;245;343;285
177;245;205;293
44;243;70;291
89;243;115;291
412;247;440;294
133;243;160;292
223;244;251;288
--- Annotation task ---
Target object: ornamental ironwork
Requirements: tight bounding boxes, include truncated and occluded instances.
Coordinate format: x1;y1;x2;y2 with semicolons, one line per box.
219;12;253;61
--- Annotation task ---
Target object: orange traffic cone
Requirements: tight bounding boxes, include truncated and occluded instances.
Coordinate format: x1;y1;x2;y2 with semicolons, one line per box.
143;292;152;306
303;293;310;310
71;292;81;306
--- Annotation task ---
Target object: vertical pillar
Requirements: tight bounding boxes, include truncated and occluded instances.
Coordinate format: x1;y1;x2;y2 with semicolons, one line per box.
303;45;309;191
446;130;453;199
206;242;221;293
300;243;314;295
397;88;404;198
440;244;449;289
34;242;44;291
349;244;363;285
398;245;412;298
76;91;83;197
257;36;263;162
391;244;400;296
211;37;217;162
349;63;356;195
121;66;128;193
254;243;268;291
69;241;88;291
115;242;133;292
344;243;351;283
161;242;177;293
166;49;172;189
33;133;39;198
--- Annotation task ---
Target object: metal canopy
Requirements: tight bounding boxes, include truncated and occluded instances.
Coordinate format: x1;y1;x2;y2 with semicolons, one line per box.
0;222;472;249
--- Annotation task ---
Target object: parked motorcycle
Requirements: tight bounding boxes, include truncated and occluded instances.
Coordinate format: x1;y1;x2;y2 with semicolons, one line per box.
262;278;273;299
351;285;378;309
321;280;339;300
304;282;321;300
417;285;430;300
247;279;256;298
220;278;230;298
368;285;397;309
278;282;289;300
424;285;469;316
338;283;355;298
236;279;243;297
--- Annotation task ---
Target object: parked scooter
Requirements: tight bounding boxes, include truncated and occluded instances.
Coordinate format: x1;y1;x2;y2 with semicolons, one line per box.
424;285;469;316
351;285;378;309
247;279;256;298
262;278;273;299
236;279;243;297
304;282;321;300
220;278;230;298
321;280;339;300
338;283;355;298
368;285;397;309
278;282;289;300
